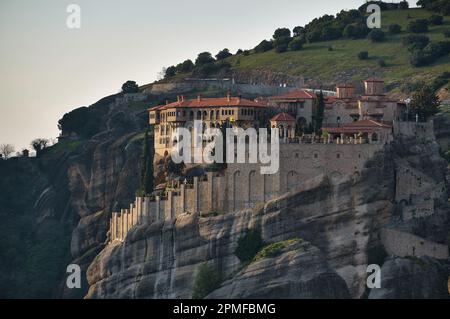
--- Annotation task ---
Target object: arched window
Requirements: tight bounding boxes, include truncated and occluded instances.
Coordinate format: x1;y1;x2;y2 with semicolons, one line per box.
372;133;378;142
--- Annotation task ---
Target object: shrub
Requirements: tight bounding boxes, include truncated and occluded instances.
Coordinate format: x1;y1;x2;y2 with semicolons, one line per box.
234;229;264;263
275;43;288;53
444;31;450;38
273;27;291;39
343;24;356;38
254;40;273;53
178;60;194;73
121;80;139;93
215;48;232;60
424;43;445;61
236;49;243;55
399;0;409;9
58;107;102;139
192;263;222;299
321;26;342;41
358;51;369;60
274;36;291;53
252;238;302;263
407;19;429;33
288;37;304;51
429;15;444;25
367;29;385;42
378;58;387;67
402;35;430;51
418;0;450;15
410;50;433;67
343;23;370;39
195;52;215;66
328;45;334;51
388;24;402;34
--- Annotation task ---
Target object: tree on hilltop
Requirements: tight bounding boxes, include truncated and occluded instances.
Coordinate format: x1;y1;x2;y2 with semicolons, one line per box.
293;26;305;37
215;48;232;60
164;66;177;78
0;144;15;160
254;40;273;53
195;52;215;66
273;28;291;39
367;29;385;42
31;138;49;157
121;81;139;94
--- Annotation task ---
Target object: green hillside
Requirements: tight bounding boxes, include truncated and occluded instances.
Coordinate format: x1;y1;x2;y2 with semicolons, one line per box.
226;8;450;91
160;6;450;95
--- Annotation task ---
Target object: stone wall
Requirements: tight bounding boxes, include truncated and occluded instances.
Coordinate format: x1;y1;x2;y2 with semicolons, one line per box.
393;121;435;140
109;141;384;242
381;228;449;260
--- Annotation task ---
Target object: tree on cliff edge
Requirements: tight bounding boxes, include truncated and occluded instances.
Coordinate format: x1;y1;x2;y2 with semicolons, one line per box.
139;129;153;196
31;138;49;157
409;84;440;121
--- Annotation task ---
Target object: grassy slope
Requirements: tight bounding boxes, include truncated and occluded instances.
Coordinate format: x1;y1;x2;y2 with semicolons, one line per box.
227;8;450;91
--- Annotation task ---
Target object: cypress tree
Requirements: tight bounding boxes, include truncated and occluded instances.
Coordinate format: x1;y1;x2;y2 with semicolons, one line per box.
139;129;153;196
313;90;325;134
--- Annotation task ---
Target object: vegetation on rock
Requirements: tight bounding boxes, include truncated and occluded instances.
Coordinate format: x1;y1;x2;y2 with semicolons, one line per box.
234;228;264;263
192;263;222;299
252;238;303;263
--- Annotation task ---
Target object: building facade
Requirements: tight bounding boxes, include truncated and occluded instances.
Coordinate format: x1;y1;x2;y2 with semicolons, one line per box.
149;94;267;158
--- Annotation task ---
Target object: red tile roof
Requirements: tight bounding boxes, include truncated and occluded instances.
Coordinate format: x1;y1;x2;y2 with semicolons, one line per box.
149;96;266;111
270;112;296;122
268;90;316;100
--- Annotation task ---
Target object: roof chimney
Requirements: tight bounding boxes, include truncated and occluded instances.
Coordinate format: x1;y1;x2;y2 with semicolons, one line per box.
181;95;185;102
227;91;231;102
177;95;180;102
197;95;201;102
165;100;169;105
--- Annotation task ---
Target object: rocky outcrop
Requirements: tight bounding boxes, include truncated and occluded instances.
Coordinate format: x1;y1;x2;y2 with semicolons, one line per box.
206;241;350;299
85;130;450;299
3;87;450;299
85;147;396;299
369;257;450;299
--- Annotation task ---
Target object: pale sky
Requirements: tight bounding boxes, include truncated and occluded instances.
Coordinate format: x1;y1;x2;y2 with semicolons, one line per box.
0;0;417;150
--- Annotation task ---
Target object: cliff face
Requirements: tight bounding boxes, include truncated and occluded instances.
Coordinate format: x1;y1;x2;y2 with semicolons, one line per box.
85;132;450;299
85;148;393;299
0;95;150;298
2;91;450;299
